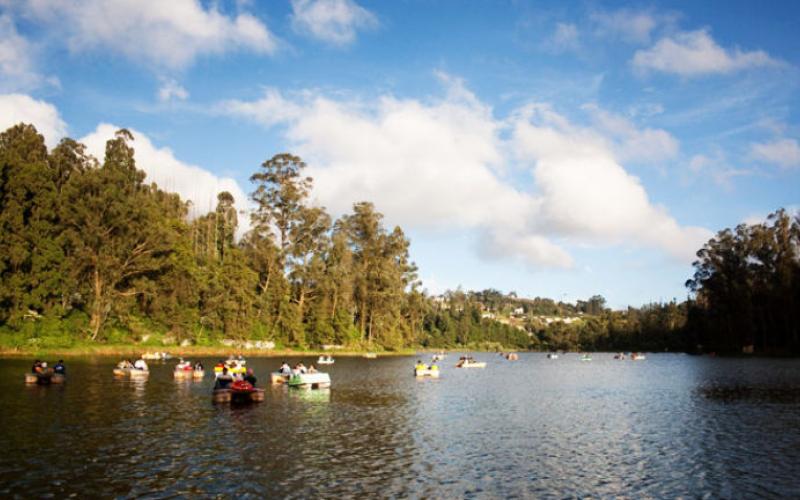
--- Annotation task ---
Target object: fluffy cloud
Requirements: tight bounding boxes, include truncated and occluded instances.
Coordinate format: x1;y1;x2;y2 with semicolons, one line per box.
591;9;658;44
0;93;68;147
15;0;277;69
510;104;709;260
749;138;800;169
80;124;251;232
291;0;378;46
221;78;709;267
158;79;189;102
543;23;580;54
632;29;780;76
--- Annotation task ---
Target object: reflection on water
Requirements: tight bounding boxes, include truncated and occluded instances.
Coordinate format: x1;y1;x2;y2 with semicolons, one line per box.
1;354;799;497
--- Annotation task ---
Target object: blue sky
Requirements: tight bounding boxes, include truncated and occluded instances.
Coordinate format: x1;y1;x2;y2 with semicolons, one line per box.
1;0;798;308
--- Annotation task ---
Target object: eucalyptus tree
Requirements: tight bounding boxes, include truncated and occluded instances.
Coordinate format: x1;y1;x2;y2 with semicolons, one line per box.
250;153;312;264
60;129;175;339
0;124;62;322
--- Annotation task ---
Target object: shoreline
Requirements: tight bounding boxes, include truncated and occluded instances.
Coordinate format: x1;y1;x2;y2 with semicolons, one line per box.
0;345;421;358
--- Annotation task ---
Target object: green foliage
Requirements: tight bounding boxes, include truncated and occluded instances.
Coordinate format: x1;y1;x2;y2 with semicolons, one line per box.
686;209;800;354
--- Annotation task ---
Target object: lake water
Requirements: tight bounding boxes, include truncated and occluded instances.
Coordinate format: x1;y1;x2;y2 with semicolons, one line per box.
1;353;799;498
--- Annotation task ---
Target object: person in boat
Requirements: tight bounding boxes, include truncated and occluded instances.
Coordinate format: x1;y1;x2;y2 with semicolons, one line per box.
243;368;257;386
133;358;148;371
279;362;291;375
54;360;66;375
194;361;204;371
415;360;428;371
297;363;307;374
32;360;42;374
308;364;318;374
214;367;234;390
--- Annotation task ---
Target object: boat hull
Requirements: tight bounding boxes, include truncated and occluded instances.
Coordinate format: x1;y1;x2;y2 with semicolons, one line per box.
113;368;149;378
288;373;331;389
212;388;264;404
414;369;440;378
456;362;486;368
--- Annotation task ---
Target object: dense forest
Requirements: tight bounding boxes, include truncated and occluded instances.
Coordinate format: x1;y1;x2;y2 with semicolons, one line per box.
0;123;797;354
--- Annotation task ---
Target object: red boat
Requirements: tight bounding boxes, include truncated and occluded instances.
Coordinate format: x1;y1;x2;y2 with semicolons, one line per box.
213;380;265;404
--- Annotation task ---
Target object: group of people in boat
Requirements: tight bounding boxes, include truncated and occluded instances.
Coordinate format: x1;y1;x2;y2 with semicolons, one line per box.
213;366;258;390
415;360;439;372
176;359;203;371
32;360;66;376
613;352;645;360
117;358;149;371
277;361;319;375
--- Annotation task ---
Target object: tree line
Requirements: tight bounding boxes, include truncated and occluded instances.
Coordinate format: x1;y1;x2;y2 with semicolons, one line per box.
1;123;796;354
0;124;530;350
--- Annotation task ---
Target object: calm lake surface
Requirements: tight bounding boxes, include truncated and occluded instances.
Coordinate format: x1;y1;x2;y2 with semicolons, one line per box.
1;353;799;498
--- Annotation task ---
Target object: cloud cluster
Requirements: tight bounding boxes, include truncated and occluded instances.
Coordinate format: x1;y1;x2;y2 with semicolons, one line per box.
590;8;659;44
633;29;780;77
221;78;709;267
583;104;679;163
0;15;56;91
543;23;580;54
158;79;189;102
0;93;68;147
15;0;277;69
750;138;800;169
290;0;378;46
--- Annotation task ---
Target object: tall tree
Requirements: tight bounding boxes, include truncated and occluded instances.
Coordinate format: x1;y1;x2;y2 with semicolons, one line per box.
60;130;175;339
0;124;62;322
249;153;312;263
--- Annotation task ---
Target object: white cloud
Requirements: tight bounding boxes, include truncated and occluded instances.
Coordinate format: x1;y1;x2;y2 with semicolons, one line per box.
583;103;679;163
15;0;277;69
510;104;710;260
591;9;658;44
0;93;68;147
0;15;57;91
158;79;189;102
291;0;378;46
221;77;710;267
632;29;781;76
749;138;800;169
543;23;580;53
80;124;252;233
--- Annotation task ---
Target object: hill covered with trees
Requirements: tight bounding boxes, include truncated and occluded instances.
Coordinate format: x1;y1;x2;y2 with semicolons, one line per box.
1;123;797;354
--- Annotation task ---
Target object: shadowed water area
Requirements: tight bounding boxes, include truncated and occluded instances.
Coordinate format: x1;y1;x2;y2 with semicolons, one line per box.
1;354;799;498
